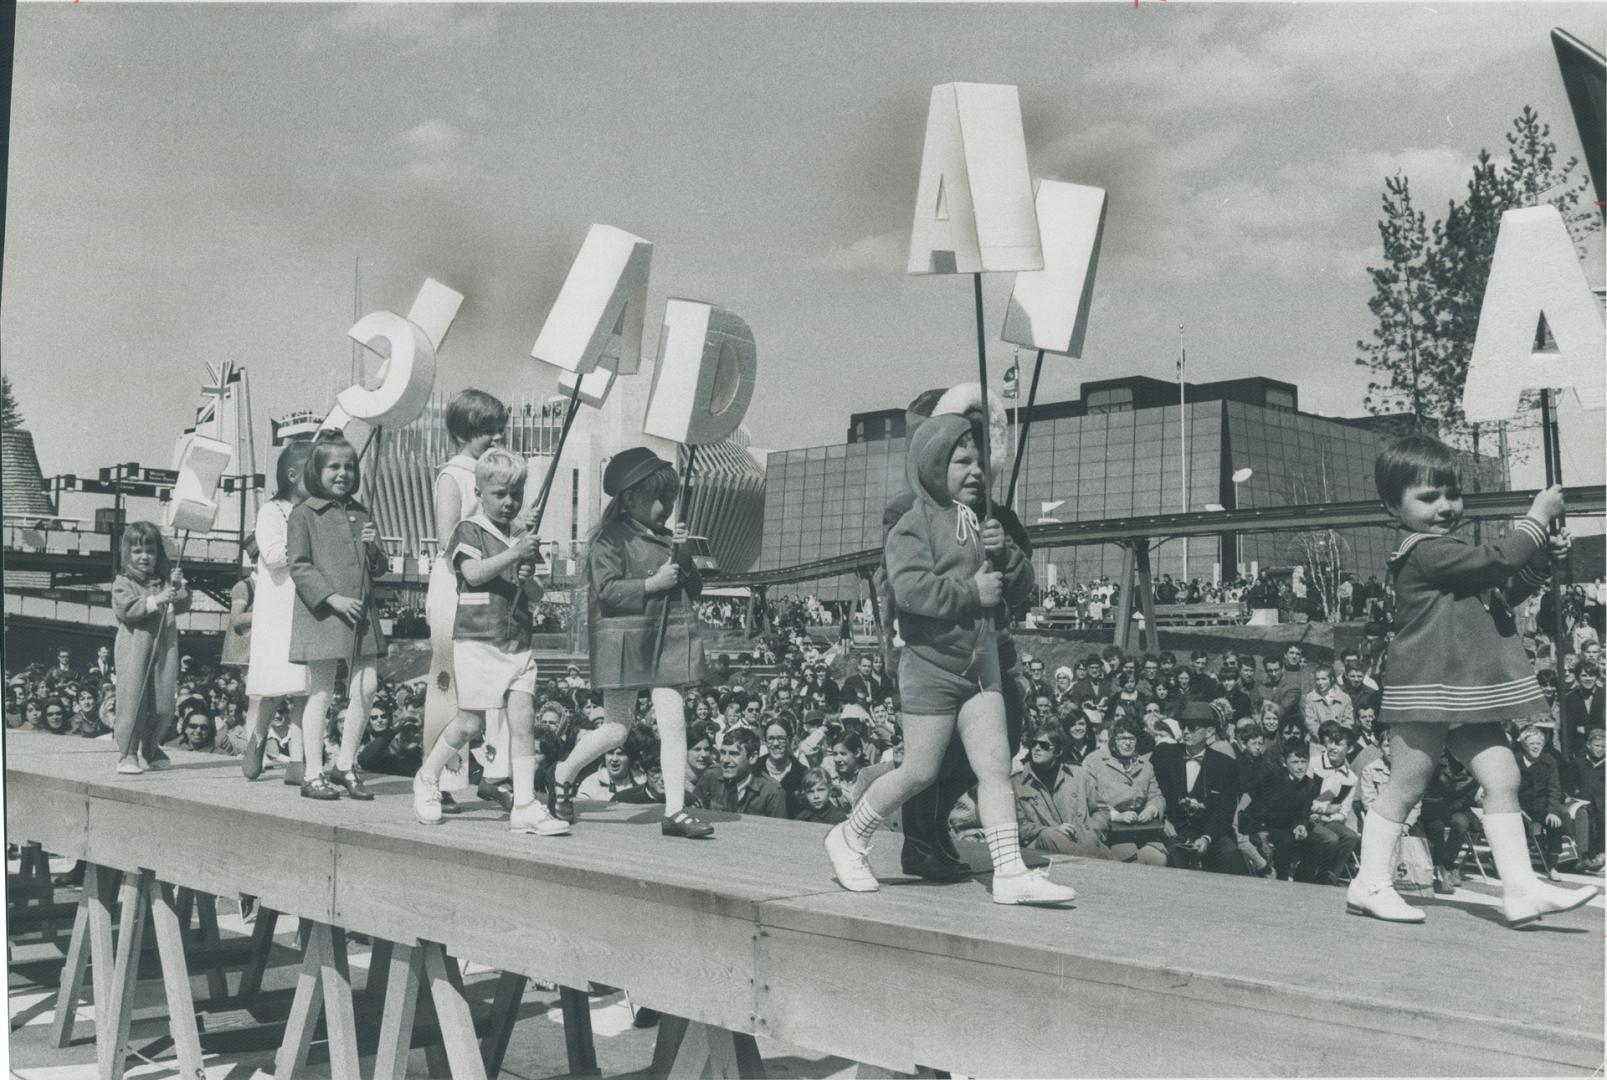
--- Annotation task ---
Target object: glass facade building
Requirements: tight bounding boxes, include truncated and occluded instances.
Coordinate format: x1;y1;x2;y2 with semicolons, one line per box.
758;376;1506;602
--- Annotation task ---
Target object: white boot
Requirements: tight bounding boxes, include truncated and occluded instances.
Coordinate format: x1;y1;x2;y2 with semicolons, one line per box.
1344;810;1424;923
1485;812;1601;927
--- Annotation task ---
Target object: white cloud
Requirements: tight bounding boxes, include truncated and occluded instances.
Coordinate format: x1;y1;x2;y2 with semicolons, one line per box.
397;120;463;158
299;6;500;54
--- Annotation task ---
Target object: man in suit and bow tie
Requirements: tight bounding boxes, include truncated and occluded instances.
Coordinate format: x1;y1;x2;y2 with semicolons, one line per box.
1151;702;1247;874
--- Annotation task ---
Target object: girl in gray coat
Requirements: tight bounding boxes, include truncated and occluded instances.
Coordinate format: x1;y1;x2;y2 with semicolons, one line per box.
287;434;389;801
548;447;714;840
111;521;189;774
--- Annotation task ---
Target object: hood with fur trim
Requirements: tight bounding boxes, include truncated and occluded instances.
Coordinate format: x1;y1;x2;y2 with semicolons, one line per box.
905;413;975;511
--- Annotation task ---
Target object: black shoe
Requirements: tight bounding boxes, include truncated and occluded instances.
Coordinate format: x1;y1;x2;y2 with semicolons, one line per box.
900;836;972;882
52;862;86;888
301;776;341;801
548;780;578;825
329;768;374;801
439;792;463;815
478;779;514;813
633;1007;661;1029
661;811;715;839
284;762;305;786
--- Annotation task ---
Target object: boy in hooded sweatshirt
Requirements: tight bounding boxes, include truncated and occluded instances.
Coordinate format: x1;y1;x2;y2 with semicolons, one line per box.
823;413;1077;906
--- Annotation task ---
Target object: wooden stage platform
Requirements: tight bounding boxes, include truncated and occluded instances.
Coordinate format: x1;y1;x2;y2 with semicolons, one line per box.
5;730;1603;1078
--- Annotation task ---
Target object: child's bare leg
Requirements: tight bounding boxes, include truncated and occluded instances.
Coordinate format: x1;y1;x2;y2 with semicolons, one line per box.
1447;723;1519;814
1349;723;1446;921
507;692;538;808
842;712;954;850
335;662;377;773
300;662;338;777
954;692;1028;876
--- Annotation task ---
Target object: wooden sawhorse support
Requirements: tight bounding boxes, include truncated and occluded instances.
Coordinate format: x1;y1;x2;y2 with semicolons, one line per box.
650;1014;766;1079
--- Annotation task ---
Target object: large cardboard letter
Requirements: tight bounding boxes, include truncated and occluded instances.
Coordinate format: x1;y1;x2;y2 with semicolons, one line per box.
320;278;464;448
642;299;756;446
531;225;652;376
164;433;232;533
907;83;1042;275
1463;205;1605;422
1001;181;1106;357
558;364;618;409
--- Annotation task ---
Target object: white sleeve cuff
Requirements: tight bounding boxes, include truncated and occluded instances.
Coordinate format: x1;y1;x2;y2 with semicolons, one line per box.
1516;517;1548;547
145;596;162;614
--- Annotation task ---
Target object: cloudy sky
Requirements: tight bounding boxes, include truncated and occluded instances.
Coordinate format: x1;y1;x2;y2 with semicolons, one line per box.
4;2;1603;487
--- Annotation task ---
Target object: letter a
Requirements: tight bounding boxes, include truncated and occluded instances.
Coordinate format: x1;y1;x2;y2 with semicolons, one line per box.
531;225;653;376
1463;205;1605;422
907;83;1042;275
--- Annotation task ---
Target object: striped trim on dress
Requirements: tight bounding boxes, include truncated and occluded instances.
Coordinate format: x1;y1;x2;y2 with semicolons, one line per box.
1383;676;1545;711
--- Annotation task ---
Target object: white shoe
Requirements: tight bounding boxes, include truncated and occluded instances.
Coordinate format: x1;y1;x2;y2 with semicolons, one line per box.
116;758;144;775
413;772;443;826
825;822;880;893
510;799;571;837
1345;880;1425;923
992;867;1077;906
1502;879;1602;928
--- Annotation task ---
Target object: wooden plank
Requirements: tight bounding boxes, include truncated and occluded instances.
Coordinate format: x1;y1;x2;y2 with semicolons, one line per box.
421;941;488;1080
316;924;362;1080
372;941;422;1080
6;774;90;858
651;1014;690;1077
102;868;150;1080
331;837;759;1033
86;864;119;1069
146;878;205;1080
559;984;599;1076
273;917;326;1079
239;907;279;1000
367;936;394;1003
481;970;527;1078
195;891;230;1001
86;793;335;920
48;887;91;1048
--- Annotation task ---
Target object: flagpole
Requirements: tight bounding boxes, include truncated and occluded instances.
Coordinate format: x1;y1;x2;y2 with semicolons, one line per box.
1179;324;1188;582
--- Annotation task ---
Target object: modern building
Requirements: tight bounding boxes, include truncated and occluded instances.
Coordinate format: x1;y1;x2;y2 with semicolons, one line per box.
758;376;1508;602
274;355;769;576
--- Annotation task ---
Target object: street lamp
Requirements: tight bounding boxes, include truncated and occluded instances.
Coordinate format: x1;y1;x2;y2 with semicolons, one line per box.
1225;467;1254;578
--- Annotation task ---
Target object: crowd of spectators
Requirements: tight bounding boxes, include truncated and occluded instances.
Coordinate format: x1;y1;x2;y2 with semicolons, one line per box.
10;573;1602;893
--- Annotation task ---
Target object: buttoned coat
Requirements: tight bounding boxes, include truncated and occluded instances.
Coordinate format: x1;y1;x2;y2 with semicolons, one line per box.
286;496;388;663
587;514;704;690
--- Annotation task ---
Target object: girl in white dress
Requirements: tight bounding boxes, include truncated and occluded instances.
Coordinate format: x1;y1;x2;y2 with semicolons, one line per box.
241;442;313;780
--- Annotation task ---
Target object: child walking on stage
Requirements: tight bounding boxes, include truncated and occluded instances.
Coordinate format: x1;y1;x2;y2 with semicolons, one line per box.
548;447;715;839
823;413;1076;905
412;449;570;835
241;441;312;781
1347;434;1600;926
110;521;189;774
286;433;390;801
423;389;512;811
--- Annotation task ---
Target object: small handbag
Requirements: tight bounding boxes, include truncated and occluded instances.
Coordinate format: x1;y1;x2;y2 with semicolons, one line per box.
1393;834;1436;893
1107;819;1167;846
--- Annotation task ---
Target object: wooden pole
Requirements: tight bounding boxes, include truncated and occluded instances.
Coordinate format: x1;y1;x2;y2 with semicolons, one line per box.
1005;349;1046;508
526;382;585;537
650;445;699;671
1540;389;1571;757
971;274;994;522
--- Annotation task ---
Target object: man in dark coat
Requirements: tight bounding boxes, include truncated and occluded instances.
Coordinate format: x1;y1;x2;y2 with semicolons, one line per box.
1150;703;1245;874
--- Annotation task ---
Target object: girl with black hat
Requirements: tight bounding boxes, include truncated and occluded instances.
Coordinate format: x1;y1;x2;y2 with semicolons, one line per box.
547;447;715;838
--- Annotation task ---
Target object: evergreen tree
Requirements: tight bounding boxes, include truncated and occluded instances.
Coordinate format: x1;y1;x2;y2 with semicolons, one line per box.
1;373;21;432
1355;173;1440;425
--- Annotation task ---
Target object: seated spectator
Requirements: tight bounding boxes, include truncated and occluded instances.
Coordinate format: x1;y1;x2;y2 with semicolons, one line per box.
693;728;787;818
70;686;108;739
685;721;719;801
1563;726;1605;872
758;716;809;815
42;698;72;735
1306;721;1361;878
1516;723;1569;875
579;727;642;801
615;731;667;805
1416;747;1476;893
1563;664;1604;747
1013;724;1110;858
793;767;846;824
824;731;869;811
173;710;218;753
1303;667;1353;737
1151;704;1245;874
1062;713;1094;767
1242;740;1324;882
1082;720;1168;866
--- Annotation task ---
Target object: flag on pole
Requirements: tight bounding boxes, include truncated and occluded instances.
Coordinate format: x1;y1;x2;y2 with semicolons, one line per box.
1002;355;1020;399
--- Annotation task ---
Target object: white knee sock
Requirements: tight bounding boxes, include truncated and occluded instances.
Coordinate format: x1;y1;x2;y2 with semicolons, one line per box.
556;693;632;788
1356;809;1405;886
983;823;1029;877
845;799;885;851
1484;812;1538;891
512;755;537;807
420;723;465;782
652;688;688;816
